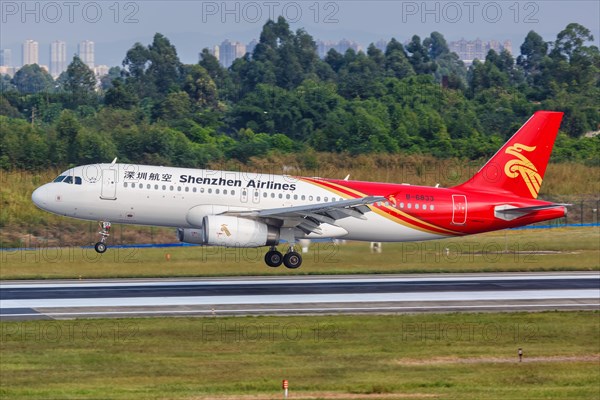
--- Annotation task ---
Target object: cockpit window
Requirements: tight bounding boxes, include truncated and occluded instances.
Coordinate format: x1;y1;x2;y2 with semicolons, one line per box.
57;176;83;185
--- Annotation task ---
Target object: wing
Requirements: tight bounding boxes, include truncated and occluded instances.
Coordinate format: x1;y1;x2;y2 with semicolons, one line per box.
221;196;386;235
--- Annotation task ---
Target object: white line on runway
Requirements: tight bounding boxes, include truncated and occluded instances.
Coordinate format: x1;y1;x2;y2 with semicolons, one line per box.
2;273;599;289
2;289;599;309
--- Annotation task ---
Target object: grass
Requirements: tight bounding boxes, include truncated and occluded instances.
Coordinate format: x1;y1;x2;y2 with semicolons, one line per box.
1;226;598;279
1;312;598;399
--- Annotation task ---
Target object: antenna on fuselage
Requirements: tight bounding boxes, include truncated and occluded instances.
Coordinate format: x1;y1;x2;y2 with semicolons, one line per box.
110;157;117;166
344;174;350;181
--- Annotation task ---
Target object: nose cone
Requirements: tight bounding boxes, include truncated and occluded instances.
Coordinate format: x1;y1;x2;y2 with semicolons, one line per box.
32;184;51;211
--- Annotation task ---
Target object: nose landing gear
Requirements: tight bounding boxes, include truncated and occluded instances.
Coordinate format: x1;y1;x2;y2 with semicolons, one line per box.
94;221;111;254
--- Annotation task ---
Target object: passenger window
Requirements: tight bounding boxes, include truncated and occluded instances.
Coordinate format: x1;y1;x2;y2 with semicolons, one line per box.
317;196;321;201
263;192;268;198
278;193;283;199
231;190;235;195
223;189;227;195
147;184;151;189
162;185;166;190
131;183;136;188
185;187;189;192
286;194;290;199
324;197;328;202
124;182;128;188
215;189;220;194
193;187;197;193
309;196;313;201
294;195;298;200
155;184;159;190
301;195;306;201
177;186;181;192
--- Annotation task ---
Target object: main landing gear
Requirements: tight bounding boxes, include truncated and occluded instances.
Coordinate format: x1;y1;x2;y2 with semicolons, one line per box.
94;221;111;254
264;246;302;269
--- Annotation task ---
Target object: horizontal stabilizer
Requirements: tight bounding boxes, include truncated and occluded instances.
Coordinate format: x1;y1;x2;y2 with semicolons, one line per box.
494;204;570;221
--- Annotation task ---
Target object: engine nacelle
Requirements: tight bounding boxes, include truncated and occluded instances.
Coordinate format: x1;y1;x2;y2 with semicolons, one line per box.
177;228;204;244
202;215;279;248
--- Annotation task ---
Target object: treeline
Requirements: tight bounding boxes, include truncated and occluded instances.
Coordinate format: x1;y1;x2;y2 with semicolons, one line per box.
1;18;599;170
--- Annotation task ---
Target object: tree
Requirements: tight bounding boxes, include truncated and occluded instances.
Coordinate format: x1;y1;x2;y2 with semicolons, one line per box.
517;31;548;78
406;35;437;75
104;79;138;109
62;55;97;107
12;64;54;94
384;38;414;79
182;64;218;109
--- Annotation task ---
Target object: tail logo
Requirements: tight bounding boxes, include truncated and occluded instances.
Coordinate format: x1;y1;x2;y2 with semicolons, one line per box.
504;144;542;198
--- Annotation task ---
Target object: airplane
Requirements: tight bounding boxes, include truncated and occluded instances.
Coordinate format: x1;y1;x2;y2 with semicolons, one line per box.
32;111;568;269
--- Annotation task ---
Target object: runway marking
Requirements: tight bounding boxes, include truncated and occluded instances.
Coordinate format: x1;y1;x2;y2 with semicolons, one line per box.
2;289;598;309
2;273;598;289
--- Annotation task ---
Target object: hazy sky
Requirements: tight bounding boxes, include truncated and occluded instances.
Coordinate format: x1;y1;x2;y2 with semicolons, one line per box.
2;0;599;66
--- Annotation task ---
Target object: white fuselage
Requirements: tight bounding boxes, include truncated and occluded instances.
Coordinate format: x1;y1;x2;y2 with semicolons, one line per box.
32;163;445;243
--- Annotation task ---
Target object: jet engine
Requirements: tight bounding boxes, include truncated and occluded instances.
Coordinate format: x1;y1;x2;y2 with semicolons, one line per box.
202;215;279;247
177;228;205;244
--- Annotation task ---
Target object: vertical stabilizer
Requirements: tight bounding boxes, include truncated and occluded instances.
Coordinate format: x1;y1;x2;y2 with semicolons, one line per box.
455;111;563;199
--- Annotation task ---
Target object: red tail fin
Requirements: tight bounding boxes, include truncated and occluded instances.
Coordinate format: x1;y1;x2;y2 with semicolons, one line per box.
456;111;563;199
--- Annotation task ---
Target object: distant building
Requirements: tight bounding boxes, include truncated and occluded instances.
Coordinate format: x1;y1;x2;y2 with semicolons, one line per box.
50;41;67;78
449;38;512;65
335;38;362;54
218;39;246;68
22;39;39;66
78;40;95;69
246;39;258;56
0;49;12;67
316;39;363;58
374;39;388;52
0;66;16;77
94;65;109;77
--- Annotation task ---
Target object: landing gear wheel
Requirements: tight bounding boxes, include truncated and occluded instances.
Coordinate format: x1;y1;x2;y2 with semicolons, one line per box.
265;250;284;267
94;242;107;253
283;251;302;269
94;221;111;254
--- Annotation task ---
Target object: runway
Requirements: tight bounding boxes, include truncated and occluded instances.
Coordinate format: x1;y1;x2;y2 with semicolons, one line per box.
1;272;598;320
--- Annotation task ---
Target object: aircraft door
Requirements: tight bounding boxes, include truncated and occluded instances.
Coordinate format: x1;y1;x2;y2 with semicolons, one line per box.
100;169;117;200
240;188;248;203
451;195;467;225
